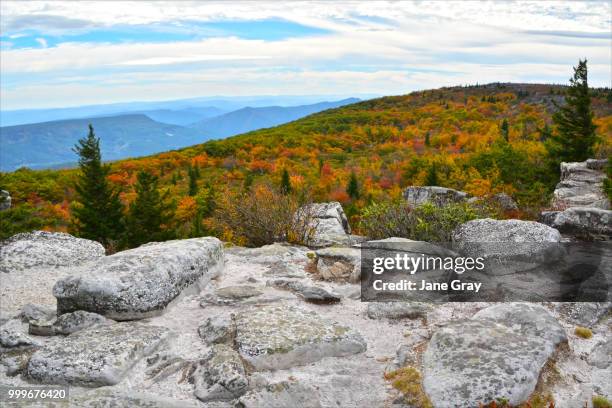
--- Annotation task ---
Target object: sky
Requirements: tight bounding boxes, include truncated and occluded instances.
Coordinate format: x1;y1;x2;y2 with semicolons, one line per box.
0;0;611;110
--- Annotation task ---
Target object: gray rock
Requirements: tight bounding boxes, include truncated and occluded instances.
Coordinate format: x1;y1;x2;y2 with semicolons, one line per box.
588;339;611;370
422;303;567;407
366;302;431;320
492;192;519;212
0;190;11;211
554;302;611;327
541;207;611;240
18;303;56;323
315;247;360;283
403;186;468;207
52;310;111;335
237;381;322;408
26;323;170;386
191;344;248;402
198;314;236;345
0;319;40;349
54;237;223;320
0;231;105;273
235;305;366;370
552;160;609;210
267;278;341;304
69;389;199;407
0;348;36;377
201;285;264;306
28;319;56;336
298;202;362;248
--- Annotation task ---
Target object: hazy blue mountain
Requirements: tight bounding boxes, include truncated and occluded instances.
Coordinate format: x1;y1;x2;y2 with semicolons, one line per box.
191;98;360;138
134;107;227;126
0;114;206;171
0;95;375;127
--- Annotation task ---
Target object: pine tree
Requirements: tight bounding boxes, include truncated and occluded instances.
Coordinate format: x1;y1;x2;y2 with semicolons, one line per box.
125;171;173;248
424;131;431;147
347;171;360;200
280;168;292;195
547;59;597;163
188;166;198;196
425;162;438;186
500;119;509;142
72;124;124;248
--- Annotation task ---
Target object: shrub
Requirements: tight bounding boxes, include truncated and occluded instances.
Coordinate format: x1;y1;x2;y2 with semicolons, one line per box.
213;184;319;247
359;200;487;242
593;395;611;408
574;326;593;339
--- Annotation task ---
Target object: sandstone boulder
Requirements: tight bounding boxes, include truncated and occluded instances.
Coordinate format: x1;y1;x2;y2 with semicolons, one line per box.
53;237;223;320
0;231;105;273
26;323;170;386
315;247;360;283
541;207;611;240
235;305;366;370
552;159;609;209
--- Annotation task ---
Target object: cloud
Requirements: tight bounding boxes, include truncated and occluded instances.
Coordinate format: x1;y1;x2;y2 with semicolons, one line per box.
35;37;47;47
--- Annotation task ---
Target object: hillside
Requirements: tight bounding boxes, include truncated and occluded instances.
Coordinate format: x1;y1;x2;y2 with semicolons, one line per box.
191;98;360;138
0;114;208;171
1;83;610;239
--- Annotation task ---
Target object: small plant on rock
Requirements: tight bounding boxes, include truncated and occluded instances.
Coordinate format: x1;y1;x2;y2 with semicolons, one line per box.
384;366;432;408
593;395;611;408
574;326;593;339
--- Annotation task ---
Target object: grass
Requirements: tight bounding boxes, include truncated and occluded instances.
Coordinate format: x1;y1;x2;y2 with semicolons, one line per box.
574;326;593;339
384;366;433;408
593;395;611;408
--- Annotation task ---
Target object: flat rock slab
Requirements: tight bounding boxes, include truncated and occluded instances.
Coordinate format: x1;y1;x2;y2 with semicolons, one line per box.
235;305;366;371
423;303;567;407
201;285;264;306
238;381;322;408
0;231;105;273
26;323;170;386
267;279;341;304
53;237;223;320
69;389;199;408
366;302;431;320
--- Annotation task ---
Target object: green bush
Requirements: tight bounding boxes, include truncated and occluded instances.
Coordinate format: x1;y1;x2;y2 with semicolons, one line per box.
359;200;487;242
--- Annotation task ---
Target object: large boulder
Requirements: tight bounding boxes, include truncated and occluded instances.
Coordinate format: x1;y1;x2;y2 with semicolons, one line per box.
299;202;364;247
0;231;105;273
190;344;249;402
53;237;223;320
541;207;611;240
235;305;366;370
26;323;170;386
403;186;468;207
0;190;11;211
423;303;567;407
551;159;609;210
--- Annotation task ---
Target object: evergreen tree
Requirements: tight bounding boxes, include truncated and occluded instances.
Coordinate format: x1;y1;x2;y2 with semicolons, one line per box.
72;124;124;248
500;119;509;142
192;183;216;237
425;162;438;186
243;172;254;192
547;59;597;163
188;166;198;196
346;171;360;200
539;124;552;142
125;171;173;247
424;131;431;147
280;168;292;195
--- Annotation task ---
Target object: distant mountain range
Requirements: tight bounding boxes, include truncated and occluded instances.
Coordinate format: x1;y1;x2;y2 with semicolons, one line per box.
0;97;361;171
191;98;359;138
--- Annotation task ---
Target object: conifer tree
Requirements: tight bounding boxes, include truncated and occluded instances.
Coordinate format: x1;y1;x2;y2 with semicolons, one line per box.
72;124;124;248
425;162;438;186
500;119;509;142
280;168;292;195
125;170;173;247
188;166;198;196
424;131;431;147
347;171;360;200
547;59;597;163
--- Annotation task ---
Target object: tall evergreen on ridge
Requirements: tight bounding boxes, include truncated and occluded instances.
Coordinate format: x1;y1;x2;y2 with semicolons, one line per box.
547;59;597;164
347;171;360;200
500;119;509;142
125;170;174;248
72;124;124;248
425;162;438;186
188;165;199;196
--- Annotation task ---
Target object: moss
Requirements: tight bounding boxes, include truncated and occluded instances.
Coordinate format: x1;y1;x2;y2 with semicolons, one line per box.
574;326;593;339
384;366;432;408
519;392;554;408
306;252;316;260
593;395;612;408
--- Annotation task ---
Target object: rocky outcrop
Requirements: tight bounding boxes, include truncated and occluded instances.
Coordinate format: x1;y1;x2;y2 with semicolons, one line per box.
423;303;567;407
552;159;609;210
0;319;40;349
315;246;361;283
491;192;519;211
235;305;366;370
18;303;55;324
53;237;223;320
26;323;170;386
403;186;468;207
190;344;248;402
52;311;112;335
541;207;611;240
0;231;105;273
299;202;364;247
0;190;11;211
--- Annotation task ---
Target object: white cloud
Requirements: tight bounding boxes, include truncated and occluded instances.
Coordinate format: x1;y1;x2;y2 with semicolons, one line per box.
35;37;47;47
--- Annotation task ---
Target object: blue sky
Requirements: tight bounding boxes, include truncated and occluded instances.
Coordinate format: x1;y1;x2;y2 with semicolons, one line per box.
0;1;610;110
